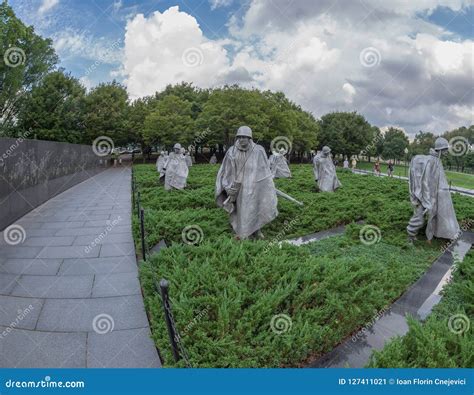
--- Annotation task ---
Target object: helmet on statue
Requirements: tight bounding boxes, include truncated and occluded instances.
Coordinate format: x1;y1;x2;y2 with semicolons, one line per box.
434;137;449;151
235;126;253;139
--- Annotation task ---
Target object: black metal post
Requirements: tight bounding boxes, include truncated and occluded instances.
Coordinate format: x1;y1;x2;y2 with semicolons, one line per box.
140;207;146;261
157;279;180;362
136;191;141;219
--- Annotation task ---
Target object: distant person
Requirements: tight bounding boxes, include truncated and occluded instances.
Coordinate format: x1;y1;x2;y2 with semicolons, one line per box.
209;154;217;164
351;157;357;171
387;161;394;177
374;160;381;176
343;158;349;169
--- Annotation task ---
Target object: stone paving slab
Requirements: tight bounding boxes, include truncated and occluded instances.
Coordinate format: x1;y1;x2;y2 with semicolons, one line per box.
58;257;137;276
92;273;141;297
0;295;44;330
23;236;76;247
87;328;161;368
0;259;62;276
10;274;94;298
0;326;87;368
72;232;134;246
36;295;150;332
0;167;161;368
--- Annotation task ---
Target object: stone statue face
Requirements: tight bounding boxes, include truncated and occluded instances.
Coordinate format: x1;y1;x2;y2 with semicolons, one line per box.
237;136;250;149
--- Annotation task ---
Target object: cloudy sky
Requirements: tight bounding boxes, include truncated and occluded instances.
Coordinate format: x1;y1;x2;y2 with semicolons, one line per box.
9;0;474;137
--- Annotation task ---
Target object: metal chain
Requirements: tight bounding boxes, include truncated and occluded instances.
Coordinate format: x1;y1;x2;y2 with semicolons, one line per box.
163;299;193;367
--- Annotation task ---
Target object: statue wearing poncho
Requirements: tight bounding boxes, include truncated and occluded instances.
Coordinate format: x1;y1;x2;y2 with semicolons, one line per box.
314;146;341;192
407;138;460;241
269;148;291;178
156;151;168;179
215;126;278;239
164;144;189;191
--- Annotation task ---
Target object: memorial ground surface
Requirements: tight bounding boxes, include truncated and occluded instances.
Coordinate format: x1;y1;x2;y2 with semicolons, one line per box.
133;164;473;367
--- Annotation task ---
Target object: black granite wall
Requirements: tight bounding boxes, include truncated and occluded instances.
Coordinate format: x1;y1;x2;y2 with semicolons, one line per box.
0;137;108;230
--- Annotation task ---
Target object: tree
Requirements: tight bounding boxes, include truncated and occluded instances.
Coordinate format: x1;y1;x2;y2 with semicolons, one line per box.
364;126;383;162
410;131;435;156
196;86;271;149
318;112;373;158
442;125;473;172
381;127;409;162
142;95;194;148
83;81;129;145
16;70;86;143
0;1;58;133
196;86;318;156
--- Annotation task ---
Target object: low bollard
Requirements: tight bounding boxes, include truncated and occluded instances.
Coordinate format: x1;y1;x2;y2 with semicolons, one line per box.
140;207;146;261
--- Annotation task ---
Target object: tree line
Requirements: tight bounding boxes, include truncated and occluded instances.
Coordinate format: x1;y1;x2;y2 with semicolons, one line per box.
1;1;472;169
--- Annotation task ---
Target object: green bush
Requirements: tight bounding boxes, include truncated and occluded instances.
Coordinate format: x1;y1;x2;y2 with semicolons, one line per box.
141;236;438;367
133;163;473;367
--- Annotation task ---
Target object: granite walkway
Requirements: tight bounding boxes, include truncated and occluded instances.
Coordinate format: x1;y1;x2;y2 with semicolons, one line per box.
0;167;161;368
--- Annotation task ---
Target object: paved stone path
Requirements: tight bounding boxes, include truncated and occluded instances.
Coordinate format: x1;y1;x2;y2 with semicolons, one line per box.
311;231;473;368
0;167;161;368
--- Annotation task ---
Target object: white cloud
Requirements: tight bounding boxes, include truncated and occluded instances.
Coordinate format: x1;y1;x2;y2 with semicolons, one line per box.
120;2;473;134
123;7;230;99
38;0;59;15
53;29;123;65
209;0;234;10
